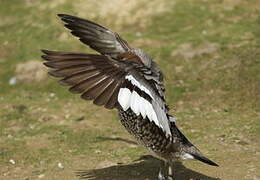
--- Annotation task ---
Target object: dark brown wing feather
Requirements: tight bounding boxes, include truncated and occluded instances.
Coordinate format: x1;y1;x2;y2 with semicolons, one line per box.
41;50;127;109
117;51;143;64
58;14;131;57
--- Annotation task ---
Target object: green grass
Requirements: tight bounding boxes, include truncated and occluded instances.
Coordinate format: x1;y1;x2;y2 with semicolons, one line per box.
0;0;259;179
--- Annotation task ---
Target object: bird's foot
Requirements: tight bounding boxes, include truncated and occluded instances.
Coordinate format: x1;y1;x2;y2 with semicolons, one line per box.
158;173;174;180
167;175;174;180
158;169;165;180
158;161;175;180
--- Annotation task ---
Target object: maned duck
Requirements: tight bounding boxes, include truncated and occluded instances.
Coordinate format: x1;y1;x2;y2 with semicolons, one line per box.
41;14;218;180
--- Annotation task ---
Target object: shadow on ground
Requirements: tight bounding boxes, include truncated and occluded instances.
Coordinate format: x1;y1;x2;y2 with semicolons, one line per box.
96;136;138;145
76;155;220;180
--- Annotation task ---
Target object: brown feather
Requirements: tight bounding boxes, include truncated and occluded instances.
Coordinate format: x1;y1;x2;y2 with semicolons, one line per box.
81;69;125;105
49;65;96;78
43;59;92;68
104;81;122;109
58;68;99;85
104;72;125;109
80;76;112;100
118;52;142;64
42;49;130;110
88;80;118;106
68;73;107;94
58;14;131;56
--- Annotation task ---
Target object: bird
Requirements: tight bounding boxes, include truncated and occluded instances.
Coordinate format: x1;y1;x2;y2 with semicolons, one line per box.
41;14;218;180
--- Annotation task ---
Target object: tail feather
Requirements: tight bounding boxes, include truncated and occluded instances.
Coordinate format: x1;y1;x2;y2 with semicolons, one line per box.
171;122;219;167
191;153;219;166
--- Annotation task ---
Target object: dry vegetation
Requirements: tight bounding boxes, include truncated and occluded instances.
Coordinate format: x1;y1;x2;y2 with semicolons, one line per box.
74;0;175;30
0;0;259;180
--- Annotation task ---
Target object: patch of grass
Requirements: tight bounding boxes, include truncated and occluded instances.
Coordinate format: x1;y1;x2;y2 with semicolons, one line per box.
0;0;259;179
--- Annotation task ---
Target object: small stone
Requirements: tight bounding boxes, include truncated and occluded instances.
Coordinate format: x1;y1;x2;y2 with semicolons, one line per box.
38;174;45;178
58;162;64;169
29;124;35;129
95;150;101;154
9;77;17;85
9;159;15;164
7;134;13;138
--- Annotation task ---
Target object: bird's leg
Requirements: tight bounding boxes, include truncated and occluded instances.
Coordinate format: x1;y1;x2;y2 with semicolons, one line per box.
167;162;174;180
158;161;167;180
158;161;174;180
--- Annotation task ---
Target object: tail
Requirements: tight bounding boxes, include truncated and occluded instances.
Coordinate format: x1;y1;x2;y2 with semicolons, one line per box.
183;144;219;167
171;122;219;167
189;153;219;166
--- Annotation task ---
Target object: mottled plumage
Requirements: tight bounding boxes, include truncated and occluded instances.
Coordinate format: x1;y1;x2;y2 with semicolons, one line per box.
41;14;218;180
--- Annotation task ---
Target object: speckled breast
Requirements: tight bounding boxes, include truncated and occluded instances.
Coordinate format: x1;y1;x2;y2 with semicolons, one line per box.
118;108;172;156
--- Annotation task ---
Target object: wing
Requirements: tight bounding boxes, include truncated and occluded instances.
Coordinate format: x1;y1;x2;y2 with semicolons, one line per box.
42;50;172;137
58;14;131;57
117;72;172;137
116;51;171;137
118;50;166;100
41;49;128;109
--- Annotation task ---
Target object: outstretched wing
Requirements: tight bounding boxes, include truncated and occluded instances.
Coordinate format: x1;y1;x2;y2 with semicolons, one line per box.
42;49;172;137
42;50;127;109
58;14;131;57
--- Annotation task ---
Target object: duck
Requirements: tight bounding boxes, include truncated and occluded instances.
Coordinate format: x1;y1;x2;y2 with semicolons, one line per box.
41;14;218;180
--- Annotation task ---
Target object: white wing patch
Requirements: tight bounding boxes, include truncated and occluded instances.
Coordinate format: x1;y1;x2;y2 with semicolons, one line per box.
118;75;172;137
125;75;153;98
130;91;140;115
118;88;131;110
118;88;160;127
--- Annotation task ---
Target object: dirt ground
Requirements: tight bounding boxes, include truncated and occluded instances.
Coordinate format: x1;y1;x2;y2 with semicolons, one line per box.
0;0;259;179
